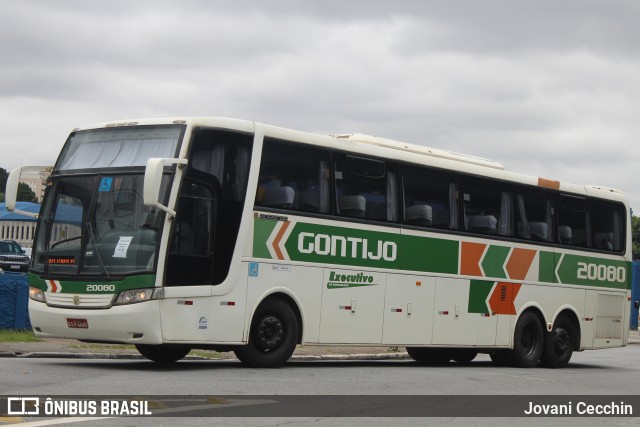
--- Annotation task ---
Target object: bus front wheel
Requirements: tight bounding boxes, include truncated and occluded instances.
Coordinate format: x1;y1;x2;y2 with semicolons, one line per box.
234;298;299;368
135;344;191;363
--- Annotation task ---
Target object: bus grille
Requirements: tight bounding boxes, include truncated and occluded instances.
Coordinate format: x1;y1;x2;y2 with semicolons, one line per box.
46;293;115;309
594;293;624;340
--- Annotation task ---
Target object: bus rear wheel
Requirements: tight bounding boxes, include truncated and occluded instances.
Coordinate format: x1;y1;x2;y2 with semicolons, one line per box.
406;348;452;364
135;344;191;363
541;314;576;369
234;298;298;368
507;311;543;368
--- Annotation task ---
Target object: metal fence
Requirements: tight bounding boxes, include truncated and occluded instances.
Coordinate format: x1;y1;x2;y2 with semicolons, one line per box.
0;272;30;329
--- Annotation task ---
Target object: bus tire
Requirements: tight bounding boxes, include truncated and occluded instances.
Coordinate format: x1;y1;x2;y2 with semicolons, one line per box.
507;311;543;368
135;344;191;363
451;349;478;364
541;314;576;369
406;347;452;364
234;298;298;368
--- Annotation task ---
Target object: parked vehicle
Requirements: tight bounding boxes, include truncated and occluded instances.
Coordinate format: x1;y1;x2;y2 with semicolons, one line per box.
0;240;30;272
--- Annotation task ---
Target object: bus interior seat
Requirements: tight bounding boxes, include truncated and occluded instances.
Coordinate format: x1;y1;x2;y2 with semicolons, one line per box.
339;195;366;218
297;190;320;212
468;215;497;234
366;201;387;220
263;186;295;209
405;204;433;226
558;226;572;244
595;232;614;250
572;229;587;246
528;221;548;240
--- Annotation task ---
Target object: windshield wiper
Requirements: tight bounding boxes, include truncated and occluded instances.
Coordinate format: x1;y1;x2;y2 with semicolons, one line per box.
86;221;111;280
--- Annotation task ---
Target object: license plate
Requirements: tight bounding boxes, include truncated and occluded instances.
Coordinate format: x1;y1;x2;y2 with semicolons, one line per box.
67;318;88;329
10;265;19;269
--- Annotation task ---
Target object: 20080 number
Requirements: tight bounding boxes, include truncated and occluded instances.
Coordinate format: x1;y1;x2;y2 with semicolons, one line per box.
577;262;626;283
86;284;116;292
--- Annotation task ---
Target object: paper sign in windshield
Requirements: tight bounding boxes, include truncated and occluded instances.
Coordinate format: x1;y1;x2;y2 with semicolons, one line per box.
113;236;133;258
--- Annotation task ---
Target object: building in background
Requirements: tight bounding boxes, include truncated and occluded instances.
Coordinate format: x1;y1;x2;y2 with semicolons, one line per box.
0;202;39;249
20;170;50;203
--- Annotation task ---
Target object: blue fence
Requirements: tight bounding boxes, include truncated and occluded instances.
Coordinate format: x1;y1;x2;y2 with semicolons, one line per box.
632;261;640;330
0;273;30;330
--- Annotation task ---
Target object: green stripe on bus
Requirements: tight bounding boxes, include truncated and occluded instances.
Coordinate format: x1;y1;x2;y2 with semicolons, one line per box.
252;217;630;290
481;245;510;279
281;221;459;273
28;273;157;293
468;280;493;314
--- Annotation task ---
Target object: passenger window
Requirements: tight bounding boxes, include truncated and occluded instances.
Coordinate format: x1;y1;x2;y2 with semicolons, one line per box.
402;165;459;230
591;199;625;252
256;140;331;213
557;195;588;247
462;177;513;236
334;154;397;222
515;186;553;242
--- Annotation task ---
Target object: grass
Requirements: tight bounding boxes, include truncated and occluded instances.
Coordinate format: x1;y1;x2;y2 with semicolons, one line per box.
0;329;41;342
70;343;135;350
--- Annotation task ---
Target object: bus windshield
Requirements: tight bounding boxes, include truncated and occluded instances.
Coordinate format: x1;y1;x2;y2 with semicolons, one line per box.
32;173;170;278
57;126;182;170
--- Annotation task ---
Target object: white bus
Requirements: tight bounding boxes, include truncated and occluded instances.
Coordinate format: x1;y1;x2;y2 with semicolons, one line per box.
6;117;631;368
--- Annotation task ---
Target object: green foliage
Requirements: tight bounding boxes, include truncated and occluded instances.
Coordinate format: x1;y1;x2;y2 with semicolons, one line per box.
633;215;640;260
17;182;37;202
0;167;7;193
0;167;37;202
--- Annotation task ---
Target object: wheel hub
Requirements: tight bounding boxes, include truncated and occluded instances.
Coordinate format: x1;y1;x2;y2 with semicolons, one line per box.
553;328;570;353
256;315;284;352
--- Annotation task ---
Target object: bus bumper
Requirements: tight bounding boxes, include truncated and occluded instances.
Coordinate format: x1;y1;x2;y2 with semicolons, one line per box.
28;299;163;344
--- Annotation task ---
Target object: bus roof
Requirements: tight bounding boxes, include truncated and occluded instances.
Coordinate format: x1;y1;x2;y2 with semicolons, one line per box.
70;116;629;206
332;133;505;170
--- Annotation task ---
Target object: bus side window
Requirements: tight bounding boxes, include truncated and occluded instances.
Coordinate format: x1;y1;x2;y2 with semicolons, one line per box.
591;199;625;252
334;154;396;222
401;165;458;230
557;195;589;248
515;186;553;242
256;139;331;213
462;177;513;237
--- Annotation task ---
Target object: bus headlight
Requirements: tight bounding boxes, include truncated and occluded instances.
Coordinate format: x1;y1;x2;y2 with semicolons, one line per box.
114;288;163;305
29;287;46;303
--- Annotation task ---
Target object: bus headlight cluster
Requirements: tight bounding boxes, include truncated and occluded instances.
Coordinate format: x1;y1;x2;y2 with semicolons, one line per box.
114;288;163;305
29;287;46;303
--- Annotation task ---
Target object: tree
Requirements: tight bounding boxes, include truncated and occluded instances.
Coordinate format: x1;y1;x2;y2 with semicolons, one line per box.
633;215;640;261
0;167;37;203
0;167;7;194
17;183;37;202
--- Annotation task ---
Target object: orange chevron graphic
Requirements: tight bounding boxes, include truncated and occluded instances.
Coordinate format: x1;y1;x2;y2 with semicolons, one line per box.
47;279;60;293
488;282;522;315
271;221;291;260
505;248;536;280
460;242;486;277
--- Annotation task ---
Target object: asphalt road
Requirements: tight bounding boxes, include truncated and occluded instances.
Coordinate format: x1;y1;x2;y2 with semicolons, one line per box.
1;344;640;426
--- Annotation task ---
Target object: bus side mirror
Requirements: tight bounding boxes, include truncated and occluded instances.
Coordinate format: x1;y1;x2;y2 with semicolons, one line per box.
6;166;52;218
143;157;188;218
635;301;639;310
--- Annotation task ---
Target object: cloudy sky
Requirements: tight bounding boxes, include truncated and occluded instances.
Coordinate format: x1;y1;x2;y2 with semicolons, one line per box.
1;0;639;211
